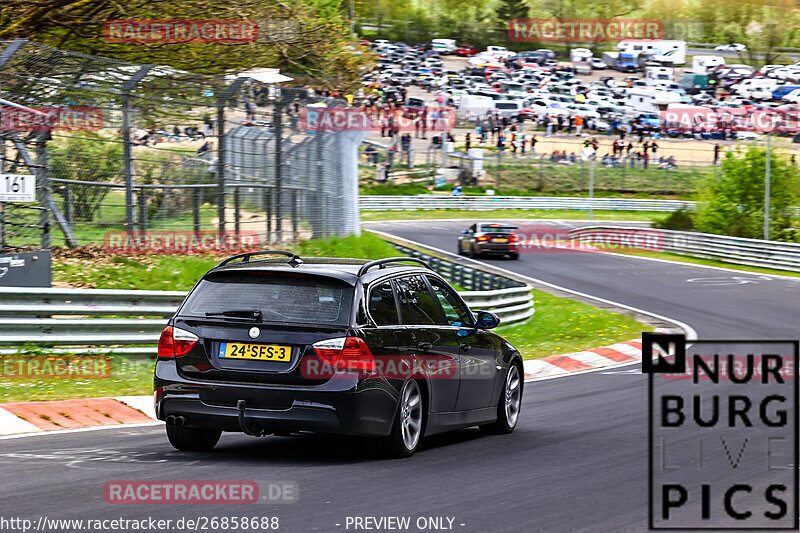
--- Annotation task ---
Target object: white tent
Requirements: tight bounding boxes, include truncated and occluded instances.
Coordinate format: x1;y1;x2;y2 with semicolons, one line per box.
237;68;293;84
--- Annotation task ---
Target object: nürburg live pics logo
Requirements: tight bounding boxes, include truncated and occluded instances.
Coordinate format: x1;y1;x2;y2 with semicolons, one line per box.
645;332;799;530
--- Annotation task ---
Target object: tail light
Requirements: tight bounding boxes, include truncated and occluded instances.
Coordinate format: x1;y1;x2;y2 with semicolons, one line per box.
157;326;198;358
476;236;491;241
509;235;520;242
312;337;376;372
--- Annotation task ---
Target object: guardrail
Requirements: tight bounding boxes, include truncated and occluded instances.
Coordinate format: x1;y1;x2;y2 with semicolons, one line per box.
570;226;800;273
388;243;535;325
0;254;534;352
360;195;697;212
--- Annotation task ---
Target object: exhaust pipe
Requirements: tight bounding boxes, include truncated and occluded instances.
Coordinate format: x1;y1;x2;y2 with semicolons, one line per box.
165;415;186;426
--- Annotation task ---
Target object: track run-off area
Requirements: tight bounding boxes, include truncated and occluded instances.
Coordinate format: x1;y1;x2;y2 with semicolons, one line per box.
2;218;800;532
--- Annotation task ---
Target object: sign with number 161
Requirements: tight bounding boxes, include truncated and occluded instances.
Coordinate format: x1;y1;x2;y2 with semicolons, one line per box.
0;174;35;202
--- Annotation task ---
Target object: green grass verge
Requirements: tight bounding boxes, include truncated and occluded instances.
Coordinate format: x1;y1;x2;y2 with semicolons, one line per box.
53;233;401;290
497;289;649;361
0;351;155;403
361;209;666;222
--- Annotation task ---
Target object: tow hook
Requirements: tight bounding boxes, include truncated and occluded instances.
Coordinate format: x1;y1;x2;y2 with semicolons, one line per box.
237;400;269;437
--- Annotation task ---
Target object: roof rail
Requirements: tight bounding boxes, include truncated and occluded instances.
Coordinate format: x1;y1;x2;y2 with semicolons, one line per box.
215;250;303;268
357;257;430;277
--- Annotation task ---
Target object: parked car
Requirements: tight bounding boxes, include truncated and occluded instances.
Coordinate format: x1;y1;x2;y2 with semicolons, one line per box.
715;43;746;52
155;252;524;457
457;45;480;57
589;57;607;70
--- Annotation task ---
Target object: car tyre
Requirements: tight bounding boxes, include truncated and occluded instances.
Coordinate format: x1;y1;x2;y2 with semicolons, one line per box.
509;253;520;260
385;380;425;458
480;362;522;435
166;424;222;452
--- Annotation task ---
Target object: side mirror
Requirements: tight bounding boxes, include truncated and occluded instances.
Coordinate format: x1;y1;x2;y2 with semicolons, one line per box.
475;311;500;329
461;230;469;234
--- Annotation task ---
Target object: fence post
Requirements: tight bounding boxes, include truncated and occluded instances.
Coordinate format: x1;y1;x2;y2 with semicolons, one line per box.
64;185;74;228
291;188;298;238
496;150;502;190
193;188;201;237
35;135;50;250
137;189;147;235
217;77;246;240
274;101;285;242
234;183;241;236
121;65;154;238
316;134;326;238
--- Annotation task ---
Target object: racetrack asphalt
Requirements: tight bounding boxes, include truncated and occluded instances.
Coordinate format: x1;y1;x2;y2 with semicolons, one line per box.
1;218;799;532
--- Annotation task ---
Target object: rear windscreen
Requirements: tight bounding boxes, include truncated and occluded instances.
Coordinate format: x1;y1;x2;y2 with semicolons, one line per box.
179;273;353;326
480;225;516;233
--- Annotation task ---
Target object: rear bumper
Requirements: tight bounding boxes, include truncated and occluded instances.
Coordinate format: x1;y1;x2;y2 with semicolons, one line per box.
476;243;519;254
154;360;399;437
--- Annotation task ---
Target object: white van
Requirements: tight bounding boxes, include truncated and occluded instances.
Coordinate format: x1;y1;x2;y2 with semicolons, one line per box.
571;48;593;75
492;100;523;119
691;55;725;74
626;87;682;113
617;40;686;65
645;66;674;87
431;39;457;54
459;95;495;117
733;78;779;98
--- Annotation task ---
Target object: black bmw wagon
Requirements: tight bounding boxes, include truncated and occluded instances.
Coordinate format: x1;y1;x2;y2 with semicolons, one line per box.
154;251;524;457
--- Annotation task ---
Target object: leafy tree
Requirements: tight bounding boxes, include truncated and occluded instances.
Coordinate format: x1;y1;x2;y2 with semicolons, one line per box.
50;133;123;222
0;0;371;91
694;147;799;240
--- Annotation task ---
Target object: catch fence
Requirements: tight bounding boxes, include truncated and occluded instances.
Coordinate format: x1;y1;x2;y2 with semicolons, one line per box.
0;39;363;254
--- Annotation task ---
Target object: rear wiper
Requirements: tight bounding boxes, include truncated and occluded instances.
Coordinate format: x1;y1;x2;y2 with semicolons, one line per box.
205;309;263;320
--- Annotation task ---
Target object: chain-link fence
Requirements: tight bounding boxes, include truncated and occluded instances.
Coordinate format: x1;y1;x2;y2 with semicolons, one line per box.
0;39;363;253
359;141;716;195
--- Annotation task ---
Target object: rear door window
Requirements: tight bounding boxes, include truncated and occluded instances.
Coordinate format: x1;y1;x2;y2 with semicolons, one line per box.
179;272;353;326
395;275;445;326
368;281;400;326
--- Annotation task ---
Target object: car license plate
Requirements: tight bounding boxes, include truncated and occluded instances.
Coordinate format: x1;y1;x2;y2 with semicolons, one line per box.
218;342;291;362
493;238;508;242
